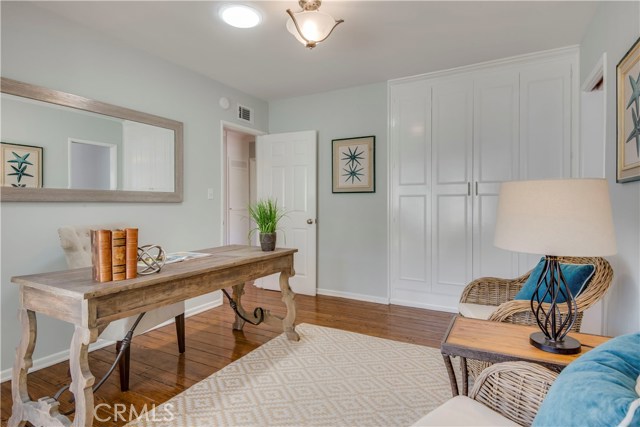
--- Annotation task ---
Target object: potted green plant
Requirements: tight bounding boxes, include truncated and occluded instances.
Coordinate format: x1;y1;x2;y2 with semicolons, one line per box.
248;198;286;251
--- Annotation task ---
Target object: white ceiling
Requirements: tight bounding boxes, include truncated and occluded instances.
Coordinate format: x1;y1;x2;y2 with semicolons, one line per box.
34;1;599;101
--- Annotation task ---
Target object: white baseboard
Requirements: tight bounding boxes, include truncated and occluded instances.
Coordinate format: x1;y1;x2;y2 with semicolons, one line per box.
389;298;458;313
316;288;389;305
0;297;223;383
0;338;116;384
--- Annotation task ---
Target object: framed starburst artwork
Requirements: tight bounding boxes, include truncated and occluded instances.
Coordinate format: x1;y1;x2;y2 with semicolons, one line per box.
1;142;43;188
332;136;375;193
617;37;640;183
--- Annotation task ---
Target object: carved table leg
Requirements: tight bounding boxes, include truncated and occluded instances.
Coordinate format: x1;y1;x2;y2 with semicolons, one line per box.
226;272;299;341
232;283;246;331
9;309;70;427
69;326;98;427
278;272;299;341
9;309;36;427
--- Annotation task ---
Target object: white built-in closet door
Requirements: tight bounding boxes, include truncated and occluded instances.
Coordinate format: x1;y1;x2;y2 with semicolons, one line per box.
389;80;431;304
389;50;577;312
472;72;520;279
519;60;573;271
520;61;572;180
431;78;474;297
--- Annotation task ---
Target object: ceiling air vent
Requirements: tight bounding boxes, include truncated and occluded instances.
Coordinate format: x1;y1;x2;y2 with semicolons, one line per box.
237;104;253;124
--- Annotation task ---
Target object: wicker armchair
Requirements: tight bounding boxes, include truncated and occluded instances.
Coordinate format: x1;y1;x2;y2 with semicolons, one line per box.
459;257;613;379
414;361;558;426
459;256;613;331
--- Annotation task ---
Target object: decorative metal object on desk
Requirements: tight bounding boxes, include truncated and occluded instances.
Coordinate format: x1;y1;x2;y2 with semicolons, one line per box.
137;244;166;275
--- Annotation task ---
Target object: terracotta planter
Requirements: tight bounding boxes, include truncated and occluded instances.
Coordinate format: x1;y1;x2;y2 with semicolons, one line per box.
259;232;276;251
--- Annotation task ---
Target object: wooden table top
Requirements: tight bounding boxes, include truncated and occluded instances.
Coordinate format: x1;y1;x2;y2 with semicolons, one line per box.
441;316;611;367
11;245;297;300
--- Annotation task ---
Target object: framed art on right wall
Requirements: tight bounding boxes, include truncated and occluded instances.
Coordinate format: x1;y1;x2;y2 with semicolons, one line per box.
617;37;640;183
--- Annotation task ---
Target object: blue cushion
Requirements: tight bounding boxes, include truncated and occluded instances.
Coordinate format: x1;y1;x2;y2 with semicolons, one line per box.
533;332;640;427
514;258;595;303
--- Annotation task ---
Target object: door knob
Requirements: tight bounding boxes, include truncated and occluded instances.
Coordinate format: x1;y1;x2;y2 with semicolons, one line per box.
307;219;314;224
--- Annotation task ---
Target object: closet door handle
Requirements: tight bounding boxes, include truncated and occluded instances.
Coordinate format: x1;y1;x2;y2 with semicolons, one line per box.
467;182;471;196
475;182;478;196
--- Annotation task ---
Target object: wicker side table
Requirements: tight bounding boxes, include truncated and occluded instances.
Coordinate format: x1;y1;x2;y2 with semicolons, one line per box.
440;316;610;396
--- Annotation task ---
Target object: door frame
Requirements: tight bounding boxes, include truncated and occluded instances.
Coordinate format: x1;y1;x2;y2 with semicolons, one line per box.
68;138;118;190
580;53;607;179
579;53;608;335
220;121;265;245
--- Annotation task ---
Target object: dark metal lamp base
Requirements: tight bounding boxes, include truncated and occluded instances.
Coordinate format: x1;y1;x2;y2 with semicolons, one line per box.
530;332;581;355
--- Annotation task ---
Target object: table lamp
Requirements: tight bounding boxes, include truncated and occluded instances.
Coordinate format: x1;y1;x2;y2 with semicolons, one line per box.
494;179;617;354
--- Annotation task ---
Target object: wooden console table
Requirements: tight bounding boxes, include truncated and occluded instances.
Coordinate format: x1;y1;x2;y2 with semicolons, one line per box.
441;316;610;397
8;245;298;427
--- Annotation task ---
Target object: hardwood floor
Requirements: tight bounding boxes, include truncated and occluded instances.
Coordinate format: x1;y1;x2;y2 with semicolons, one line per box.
0;285;454;426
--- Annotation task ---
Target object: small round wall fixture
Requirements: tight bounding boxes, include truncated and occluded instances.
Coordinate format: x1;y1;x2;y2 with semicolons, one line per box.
219;97;230;110
220;4;262;29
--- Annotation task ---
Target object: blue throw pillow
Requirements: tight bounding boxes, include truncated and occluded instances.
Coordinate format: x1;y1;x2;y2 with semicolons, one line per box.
514;258;595;303
533;332;640;427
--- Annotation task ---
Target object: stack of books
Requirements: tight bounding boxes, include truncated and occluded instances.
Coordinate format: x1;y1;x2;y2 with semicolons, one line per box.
91;228;138;283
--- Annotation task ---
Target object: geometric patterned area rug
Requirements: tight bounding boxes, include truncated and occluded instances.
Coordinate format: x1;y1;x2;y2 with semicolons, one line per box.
126;323;455;427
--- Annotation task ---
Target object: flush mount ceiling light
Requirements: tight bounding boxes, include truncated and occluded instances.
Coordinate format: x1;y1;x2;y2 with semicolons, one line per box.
220;4;261;29
286;0;344;49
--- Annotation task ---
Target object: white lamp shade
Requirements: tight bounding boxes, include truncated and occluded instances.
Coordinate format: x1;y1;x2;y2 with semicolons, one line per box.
494;179;617;256
286;10;337;45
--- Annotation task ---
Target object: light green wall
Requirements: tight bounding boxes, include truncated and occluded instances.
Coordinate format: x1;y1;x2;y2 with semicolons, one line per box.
579;1;640;335
1;96;124;189
269;83;389;302
0;2;268;373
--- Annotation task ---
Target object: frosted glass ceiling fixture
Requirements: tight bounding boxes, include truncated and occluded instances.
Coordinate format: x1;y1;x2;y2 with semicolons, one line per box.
286;0;344;49
220;5;261;29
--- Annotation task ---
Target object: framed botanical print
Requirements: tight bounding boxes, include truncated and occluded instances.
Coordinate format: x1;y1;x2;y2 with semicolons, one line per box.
617;37;640;183
332;136;375;193
1;142;43;188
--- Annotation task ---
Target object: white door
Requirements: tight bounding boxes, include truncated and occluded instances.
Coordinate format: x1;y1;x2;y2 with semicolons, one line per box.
256;130;317;296
227;159;250;244
472;71;520;280
519;60;574;273
431;78;474;297
389;79;432;305
519;61;572;181
225;130;252;245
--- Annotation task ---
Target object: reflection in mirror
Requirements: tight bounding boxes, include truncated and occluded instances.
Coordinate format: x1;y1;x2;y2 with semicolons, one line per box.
0;78;183;202
69;139;117;190
122;121;175;192
2;93;175;192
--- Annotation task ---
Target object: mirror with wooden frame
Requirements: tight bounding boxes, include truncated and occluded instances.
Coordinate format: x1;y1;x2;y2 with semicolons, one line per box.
0;77;183;202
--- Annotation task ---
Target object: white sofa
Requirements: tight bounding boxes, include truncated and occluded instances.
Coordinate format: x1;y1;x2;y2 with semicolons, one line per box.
415;332;640;426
